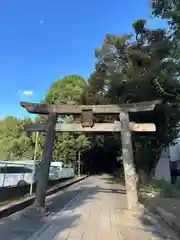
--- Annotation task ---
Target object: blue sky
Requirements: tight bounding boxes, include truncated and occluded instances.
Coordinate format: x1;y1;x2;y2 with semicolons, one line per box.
0;0;167;119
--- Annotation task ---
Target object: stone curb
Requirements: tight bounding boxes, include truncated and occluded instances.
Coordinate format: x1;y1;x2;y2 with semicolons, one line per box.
153;206;180;237
139;202;180;237
0;175;88;219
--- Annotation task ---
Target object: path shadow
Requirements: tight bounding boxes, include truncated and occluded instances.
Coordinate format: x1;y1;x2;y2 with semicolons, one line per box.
100;175;125;185
98;188;126;194
0;178;98;240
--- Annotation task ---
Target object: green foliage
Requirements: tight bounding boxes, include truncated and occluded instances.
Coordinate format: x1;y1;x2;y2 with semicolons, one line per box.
82;19;180;176
44;74;91;163
52;133;91;163
0;117;34;159
140;179;180;198
45;74;86;104
153;0;180;40
132;19;146;34
153;0;180;72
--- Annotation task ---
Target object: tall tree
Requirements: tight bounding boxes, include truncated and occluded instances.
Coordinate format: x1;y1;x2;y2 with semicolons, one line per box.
82;19;180;181
45;74;87;104
43;74;91;164
152;0;180;40
153;0;180;72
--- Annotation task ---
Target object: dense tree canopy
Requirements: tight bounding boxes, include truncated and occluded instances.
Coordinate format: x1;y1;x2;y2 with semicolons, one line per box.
0;117;34;159
82;19;180;178
1;17;180;180
45;74;86;104
153;0;180;79
45;75;91;164
153;0;180;40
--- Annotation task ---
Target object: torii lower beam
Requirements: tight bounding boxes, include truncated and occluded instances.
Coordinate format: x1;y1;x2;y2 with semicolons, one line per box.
25;122;156;132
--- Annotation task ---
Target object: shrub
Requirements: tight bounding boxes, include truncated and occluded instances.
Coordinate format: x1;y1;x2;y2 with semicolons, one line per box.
140;179;180;198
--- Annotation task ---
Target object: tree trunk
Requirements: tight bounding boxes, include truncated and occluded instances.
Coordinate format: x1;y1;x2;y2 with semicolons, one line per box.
137;169;150;185
149;150;162;178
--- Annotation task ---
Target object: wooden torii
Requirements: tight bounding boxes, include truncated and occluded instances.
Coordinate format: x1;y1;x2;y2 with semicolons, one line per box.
21;100;160;212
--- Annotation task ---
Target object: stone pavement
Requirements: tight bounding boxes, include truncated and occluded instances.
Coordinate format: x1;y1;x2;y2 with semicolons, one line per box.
0;175;179;240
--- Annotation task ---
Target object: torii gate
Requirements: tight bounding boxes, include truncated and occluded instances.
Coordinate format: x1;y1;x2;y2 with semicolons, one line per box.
21;100;160;212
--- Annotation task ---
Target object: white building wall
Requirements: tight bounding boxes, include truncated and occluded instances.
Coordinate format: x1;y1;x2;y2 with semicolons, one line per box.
154;138;180;182
169;138;180;162
154;148;171;181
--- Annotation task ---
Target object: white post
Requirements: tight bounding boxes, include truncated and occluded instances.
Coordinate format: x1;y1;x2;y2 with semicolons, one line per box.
78;151;81;177
2;163;7;187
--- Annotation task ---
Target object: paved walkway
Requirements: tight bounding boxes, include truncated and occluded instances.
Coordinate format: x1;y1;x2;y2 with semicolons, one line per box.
0;175;179;239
